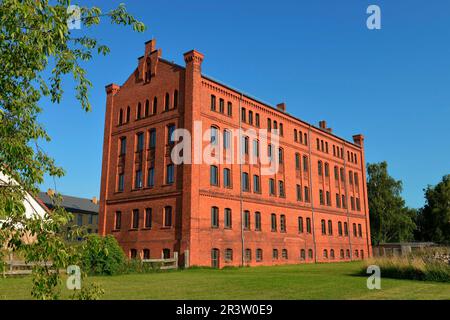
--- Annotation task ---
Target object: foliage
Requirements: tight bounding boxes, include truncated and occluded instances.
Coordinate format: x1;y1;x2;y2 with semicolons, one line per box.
416;175;450;243
0;0;145;299
367;162;417;244
79;234;126;276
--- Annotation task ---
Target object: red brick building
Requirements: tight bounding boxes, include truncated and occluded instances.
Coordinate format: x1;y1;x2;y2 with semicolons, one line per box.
99;39;372;268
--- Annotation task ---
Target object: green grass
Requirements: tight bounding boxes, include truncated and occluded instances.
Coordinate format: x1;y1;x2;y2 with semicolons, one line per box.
1;262;450;300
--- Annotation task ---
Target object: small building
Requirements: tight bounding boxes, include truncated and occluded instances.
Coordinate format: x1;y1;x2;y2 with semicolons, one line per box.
39;189;99;239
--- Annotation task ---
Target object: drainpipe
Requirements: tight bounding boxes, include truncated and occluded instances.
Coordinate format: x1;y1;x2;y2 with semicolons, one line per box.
238;94;245;267
343;143;353;260
307;127;318;263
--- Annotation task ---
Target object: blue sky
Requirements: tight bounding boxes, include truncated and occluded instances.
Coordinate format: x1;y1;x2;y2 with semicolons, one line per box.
39;0;450;208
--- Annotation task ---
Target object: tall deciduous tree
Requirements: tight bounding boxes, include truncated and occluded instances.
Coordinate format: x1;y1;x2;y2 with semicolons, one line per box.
416;175;450;243
0;0;145;299
367;162;416;245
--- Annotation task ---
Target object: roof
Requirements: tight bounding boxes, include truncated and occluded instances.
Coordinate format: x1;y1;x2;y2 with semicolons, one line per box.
38;192;99;214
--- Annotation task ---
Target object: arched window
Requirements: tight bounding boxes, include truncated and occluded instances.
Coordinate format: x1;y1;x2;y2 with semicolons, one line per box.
245;248;252;262
210;95;216;111
278;148;284;164
243;210;250;230
304;133;308;145
318;161;323;176
130;249;137;259
143;249;150;260
210;165;218;186
126;106;130;123
210;126;219;145
271;213;277;231
282;249;288;259
321;219;326;235
145;99;150;117
211;206;219;228
308;249;313;259
346;249;350;258
323;249;328;259
279;123;283;136
273;120;278;131
354;249;359;258
256;249;263;262
324;163;329;177
295;153;300;170
330;249;335;259
152;97;157;114
294;129;298;142
224;208;232;228
273;249;279;260
137;102;142;119
165;92;170;111
300;249;306;260
119;108;123;125
225;248;233;262
340;249;344;259
328;220;333;235
267;118;271;131
338;221;343;236
173;90;178;109
303;155;308;171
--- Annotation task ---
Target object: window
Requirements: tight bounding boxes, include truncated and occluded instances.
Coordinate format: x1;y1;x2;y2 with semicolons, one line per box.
210;165;218;186
319;189;324;205
321;219;326;235
328;220;333;235
223;130;231;150
354;172;359;186
330;249;335;260
248;110;253;125
255;212;261;231
267;143;273;160
336;193;341;208
211;249;219;268
147;165;154;187
145;99;150;116
224;208;232;229
149;129;156;149
211;207;219;228
306;218;311;233
118;173;124;192
273;249;279;260
344;222;349;236
245;249;252;262
152;97;157;114
227;102;232;116
255;113;260;127
324;163;329;177
120;137;126;155
358;224;363;237
342;195;347;209
223;168;231;188
145;208;152;228
163;248;170;259
210;95;216;111
316;138;320;150
143;249;150;260
340;168;345;182
326;191;331;206
242;136;249;155
242;172;249;191
346;249;350;258
280;215;286;232
114;211;121;230
351;196;355;210
210;126;218;145
137;132;144;152
130;249;137;259
269;179;275;195
282;249;288;259
356;198;361;211
318;161;323;176
271;213;277;231
338;221;343;236
137;102;142;119
243;210;250;230
273;120;278;131
126;106;130;123
166;164;174;184
253;175;260;193
167;124;176;145
225;249;233;262
132;209;139;229
334;166;339;180
300;249;306;260
304;133;308;145
241;107;246;122
135;170;142;189
296;184;302;201
304;186;310;203
308;249;313;259
279;123;283;136
164;206;172;227
349;171;353;185
253;139;259;158
278;148;284;164
323;249;328;259
278;181;285;197
294;129;298;142
295;153;301;170
340;249;344;259
298;217;304;233
353;223;357;237
119;108;123;125
267;118;272;131
173;90;178;109
256;249;263;262
219;98;224;113
303;156;308;171
355;249;359;258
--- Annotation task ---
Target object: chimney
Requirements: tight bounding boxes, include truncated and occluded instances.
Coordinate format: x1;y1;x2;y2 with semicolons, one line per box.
276;103;286;112
144;38;156;57
91;196;98;205
319;120;327;129
47;188;55;197
353;134;365;147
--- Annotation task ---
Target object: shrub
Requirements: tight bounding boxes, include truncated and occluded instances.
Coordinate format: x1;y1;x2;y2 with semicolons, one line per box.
79;234;126;275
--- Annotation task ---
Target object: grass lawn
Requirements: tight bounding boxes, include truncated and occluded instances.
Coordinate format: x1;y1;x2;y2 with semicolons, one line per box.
1;261;450;300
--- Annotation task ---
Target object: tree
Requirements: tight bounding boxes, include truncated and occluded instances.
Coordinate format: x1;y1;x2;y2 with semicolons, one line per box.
367;162;416;244
0;0;145;299
416;175;450;243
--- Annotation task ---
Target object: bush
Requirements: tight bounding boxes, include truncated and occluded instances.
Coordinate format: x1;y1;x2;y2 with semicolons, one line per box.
79;234;126;275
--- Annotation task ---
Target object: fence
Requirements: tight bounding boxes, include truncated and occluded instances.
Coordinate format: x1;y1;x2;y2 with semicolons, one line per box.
2;259;53;277
141;251;178;270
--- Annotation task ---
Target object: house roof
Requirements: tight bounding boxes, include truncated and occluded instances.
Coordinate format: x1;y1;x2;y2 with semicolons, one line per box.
38;192;99;215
